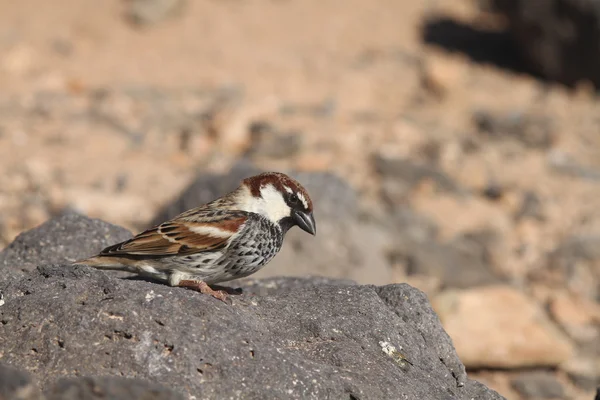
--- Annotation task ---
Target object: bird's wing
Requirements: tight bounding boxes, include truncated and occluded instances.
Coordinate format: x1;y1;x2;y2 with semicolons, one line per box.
99;211;249;257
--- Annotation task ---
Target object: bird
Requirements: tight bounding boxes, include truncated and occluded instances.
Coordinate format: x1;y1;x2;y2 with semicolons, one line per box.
74;172;316;302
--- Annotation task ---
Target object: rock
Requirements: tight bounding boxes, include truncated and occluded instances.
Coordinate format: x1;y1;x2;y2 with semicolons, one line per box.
244;121;302;159
388;229;504;289
491;0;600;87
562;357;600;391
152;162;394;285
433;285;574;369
126;0;186;26
411;194;512;241
472;109;555;149
0;265;504;400
467;370;520;400
549;292;600;343
374;284;467;387
544;234;600;300
510;371;565;399
374;154;461;197
0;363;43;400
209;97;280;156
45;376;184;400
0;209;132;274
278;98;336;118
0;362;185;400
547;150;600;183
481;183;504;201
0;214;504;400
515;191;545;221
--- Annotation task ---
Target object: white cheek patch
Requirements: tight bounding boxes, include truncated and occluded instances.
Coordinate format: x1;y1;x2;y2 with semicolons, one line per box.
259;184;292;222
237;184;291;223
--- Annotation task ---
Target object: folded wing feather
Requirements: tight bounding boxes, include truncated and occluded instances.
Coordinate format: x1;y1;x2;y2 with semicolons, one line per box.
99;213;248;257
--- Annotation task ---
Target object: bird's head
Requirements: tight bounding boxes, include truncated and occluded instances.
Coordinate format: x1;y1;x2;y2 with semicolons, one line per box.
237;172;316;235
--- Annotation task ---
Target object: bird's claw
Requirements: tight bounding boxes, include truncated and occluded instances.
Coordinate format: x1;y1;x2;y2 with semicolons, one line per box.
178;280;230;303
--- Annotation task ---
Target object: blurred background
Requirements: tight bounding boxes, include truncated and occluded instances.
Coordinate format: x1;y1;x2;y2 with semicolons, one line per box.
1;0;599;398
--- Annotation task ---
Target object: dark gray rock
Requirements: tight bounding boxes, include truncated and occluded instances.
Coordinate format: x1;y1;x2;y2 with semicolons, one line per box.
0;361;184;400
0;209;132;274
0;362;43;400
374;284;467;386
515;191;545;221
541;235;600;299
473;109;555;149
151;162;395;285
510;371;565;399
0;263;504;400
374;154;461;198
388;229;504;289
232;276;358;297
0;211;505;400
45;376;184;400
491;0;600;87
0;214;504;399
245;121;302;159
126;0;186;26
550;235;600;262
567;367;600;392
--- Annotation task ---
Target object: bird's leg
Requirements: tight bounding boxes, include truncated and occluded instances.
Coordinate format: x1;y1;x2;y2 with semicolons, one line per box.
178;280;229;303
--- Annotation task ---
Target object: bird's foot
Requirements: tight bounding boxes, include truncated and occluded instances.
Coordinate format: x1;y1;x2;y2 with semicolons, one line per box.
178;280;229;303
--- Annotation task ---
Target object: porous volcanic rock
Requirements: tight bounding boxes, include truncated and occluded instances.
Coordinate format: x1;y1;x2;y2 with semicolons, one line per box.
0;209;132;275
0;213;505;400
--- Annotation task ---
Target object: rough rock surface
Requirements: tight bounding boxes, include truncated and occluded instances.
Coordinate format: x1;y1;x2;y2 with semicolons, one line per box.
0;363;43;400
0;210;132;275
45;376;185;400
0;362;185;400
0;213;504;400
509;371;565;399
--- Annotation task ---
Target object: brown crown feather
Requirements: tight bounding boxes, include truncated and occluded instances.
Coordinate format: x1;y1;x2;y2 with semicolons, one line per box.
243;172;313;211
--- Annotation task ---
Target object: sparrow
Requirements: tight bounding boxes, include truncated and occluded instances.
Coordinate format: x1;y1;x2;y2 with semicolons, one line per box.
74;172;316;302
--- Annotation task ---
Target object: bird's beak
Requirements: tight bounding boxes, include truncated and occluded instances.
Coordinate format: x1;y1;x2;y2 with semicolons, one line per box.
294;210;316;236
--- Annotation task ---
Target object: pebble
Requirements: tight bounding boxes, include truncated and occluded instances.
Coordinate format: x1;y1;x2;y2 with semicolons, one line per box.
510;371;565;399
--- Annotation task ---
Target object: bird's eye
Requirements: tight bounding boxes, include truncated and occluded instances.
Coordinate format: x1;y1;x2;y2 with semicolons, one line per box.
289;193;299;204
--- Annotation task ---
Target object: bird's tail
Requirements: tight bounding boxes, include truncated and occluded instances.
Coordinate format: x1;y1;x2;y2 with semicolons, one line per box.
72;256;137;273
